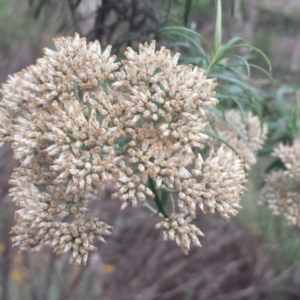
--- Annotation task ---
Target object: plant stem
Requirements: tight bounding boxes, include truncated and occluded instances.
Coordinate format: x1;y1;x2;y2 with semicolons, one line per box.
170;194;175;213
143;202;164;218
214;0;222;55
206;0;222;76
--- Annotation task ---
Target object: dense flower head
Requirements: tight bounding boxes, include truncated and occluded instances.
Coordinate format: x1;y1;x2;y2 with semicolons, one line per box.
260;139;300;226
0;34;248;264
155;213;204;255
208;109;268;170
1;34;118;113
272;139;300;181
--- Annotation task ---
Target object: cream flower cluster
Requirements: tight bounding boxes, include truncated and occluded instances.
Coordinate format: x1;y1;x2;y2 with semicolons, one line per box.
1;34;247;263
208;109;268;170
260;140;300;226
155;213;204;255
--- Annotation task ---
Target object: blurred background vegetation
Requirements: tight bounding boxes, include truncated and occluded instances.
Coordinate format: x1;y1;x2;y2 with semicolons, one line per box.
1;0;300;299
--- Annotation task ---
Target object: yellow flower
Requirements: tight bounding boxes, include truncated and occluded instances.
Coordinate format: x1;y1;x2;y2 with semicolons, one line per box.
0;242;5;253
103;264;115;274
12;268;29;284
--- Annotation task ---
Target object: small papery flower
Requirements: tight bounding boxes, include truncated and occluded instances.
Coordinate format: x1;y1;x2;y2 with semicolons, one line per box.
208;109;268;170
155;213;204;255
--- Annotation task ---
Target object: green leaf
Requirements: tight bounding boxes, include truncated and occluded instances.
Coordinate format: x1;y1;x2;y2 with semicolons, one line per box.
219;37;244;54
204;130;239;155
207;107;256;156
206;37;245;75
118;136;133;147
212;72;260;103
159;26;211;53
248;64;274;84
161;188;169;207
231;44;273;75
184;0;193;26
148;177;168;218
160;31;208;62
215;86;246;121
222;54;251;76
213;63;250;72
265;159;286;173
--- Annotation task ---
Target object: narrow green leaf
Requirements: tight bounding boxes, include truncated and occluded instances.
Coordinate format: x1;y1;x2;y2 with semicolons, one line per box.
213;63;250;72
207;107;256;156
257;148;274;157
160;31;208;62
222;54;251;76
212;73;259;103
148;177;168;218
204;130;239;155
219;37;244;53
159;26;211;53
206;38;244;75
215;86;246;121
161;188;169;207
184;0;193;26
118;136;133;147
265;159;286;173
231;44;273;74
248;64;274;84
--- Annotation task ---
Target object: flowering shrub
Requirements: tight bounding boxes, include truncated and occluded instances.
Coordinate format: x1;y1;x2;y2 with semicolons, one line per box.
0;34;250;265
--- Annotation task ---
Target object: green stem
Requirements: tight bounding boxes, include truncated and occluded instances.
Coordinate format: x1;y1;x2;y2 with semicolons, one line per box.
148;177;169;218
214;0;222;55
143;202;164;217
170;194;175;213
